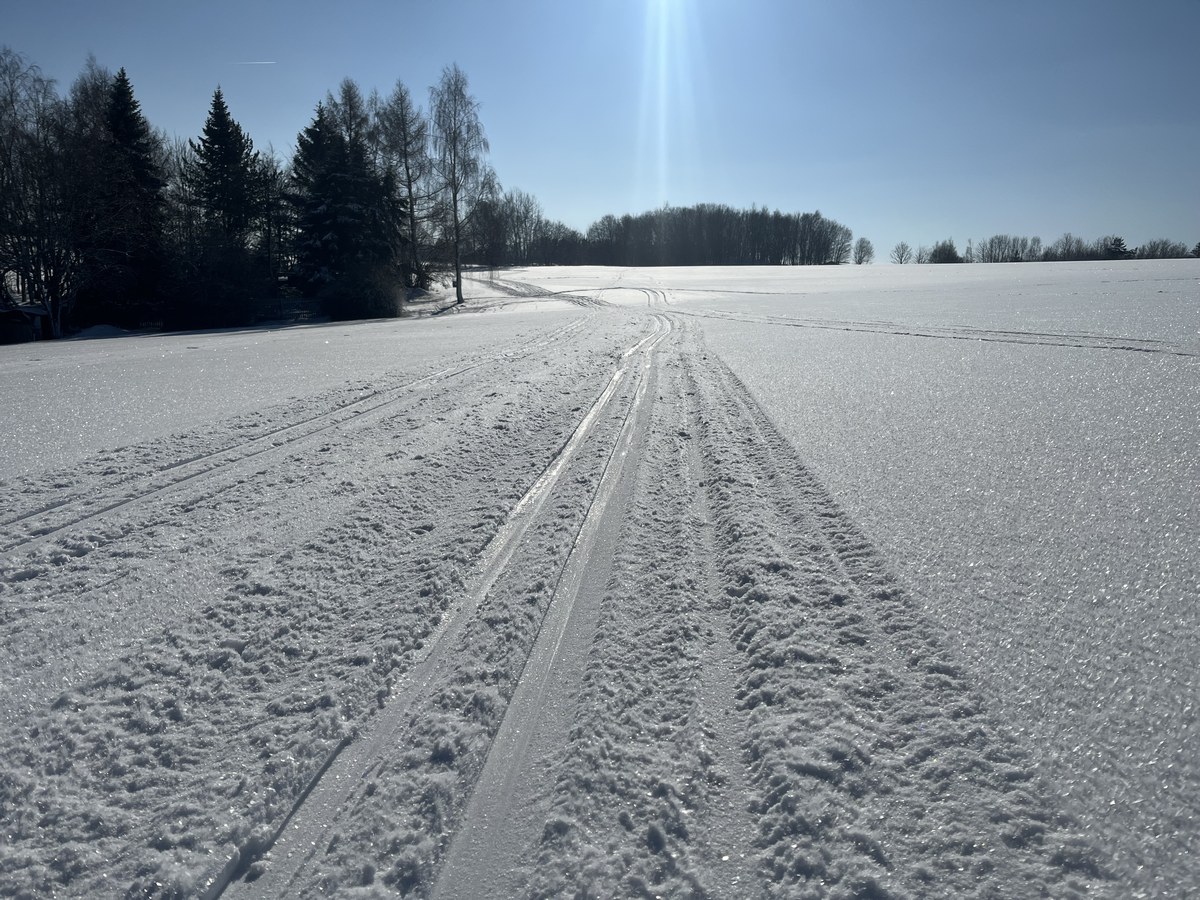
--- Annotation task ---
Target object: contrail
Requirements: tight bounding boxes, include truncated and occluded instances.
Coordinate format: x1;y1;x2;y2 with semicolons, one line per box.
236;61;277;65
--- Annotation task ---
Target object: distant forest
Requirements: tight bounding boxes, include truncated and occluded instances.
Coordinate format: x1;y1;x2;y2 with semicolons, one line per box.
888;234;1197;266
2;48;1197;339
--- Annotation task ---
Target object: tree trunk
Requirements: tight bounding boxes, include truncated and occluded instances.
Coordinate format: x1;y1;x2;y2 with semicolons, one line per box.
452;190;464;304
408;201;422;283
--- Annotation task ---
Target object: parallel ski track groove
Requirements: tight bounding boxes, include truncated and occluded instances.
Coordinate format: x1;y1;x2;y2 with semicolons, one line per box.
640;287;671;307
429;313;672;899
207;314;668;900
669;307;1196;356
0;318;589;555
465;275;613;309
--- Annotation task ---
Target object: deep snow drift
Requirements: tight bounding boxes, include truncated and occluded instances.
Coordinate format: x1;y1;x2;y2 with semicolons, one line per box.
1;261;1196;898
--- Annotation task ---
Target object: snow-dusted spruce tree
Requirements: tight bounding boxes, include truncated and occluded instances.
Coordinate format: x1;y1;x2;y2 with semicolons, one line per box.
429;64;494;305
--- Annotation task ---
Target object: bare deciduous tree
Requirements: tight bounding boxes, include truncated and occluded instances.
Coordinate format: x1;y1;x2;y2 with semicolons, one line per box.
504;189;543;265
429;64;493;304
1047;232;1086;261
372;79;432;285
853;237;874;265
890;241;913;264
1135;238;1190;259
830;223;853;265
0;48;78;336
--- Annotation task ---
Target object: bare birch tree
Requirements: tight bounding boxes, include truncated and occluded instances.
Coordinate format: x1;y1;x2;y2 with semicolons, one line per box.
429;64;492;304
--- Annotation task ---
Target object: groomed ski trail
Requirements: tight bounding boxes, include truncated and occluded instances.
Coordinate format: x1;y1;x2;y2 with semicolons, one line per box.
213;316;673;898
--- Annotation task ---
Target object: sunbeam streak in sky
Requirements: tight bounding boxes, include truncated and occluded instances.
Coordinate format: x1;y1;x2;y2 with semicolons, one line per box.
634;0;702;213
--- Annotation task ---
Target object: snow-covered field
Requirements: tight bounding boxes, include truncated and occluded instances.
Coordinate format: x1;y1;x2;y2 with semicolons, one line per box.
1;261;1196;898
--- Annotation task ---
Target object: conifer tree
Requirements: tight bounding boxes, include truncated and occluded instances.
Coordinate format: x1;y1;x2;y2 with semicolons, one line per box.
289;103;350;296
189;88;258;241
159;88;265;329
1102;235;1131;259
289;92;403;319
326;79;396;275
105;69;165;252
929;238;962;264
75;68;166;327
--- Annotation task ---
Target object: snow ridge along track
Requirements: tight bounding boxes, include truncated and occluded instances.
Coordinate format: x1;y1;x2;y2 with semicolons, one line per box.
1;317;589;556
212;315;672;898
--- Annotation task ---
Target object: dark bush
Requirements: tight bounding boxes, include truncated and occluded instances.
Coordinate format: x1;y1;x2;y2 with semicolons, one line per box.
319;265;403;321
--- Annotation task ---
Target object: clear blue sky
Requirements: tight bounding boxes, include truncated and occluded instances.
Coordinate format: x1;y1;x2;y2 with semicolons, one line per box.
6;0;1198;255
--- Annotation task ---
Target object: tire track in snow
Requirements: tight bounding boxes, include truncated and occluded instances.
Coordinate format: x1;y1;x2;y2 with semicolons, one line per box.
209;315;671;899
0;359;587;728
0;318;589;556
3;294;1130;899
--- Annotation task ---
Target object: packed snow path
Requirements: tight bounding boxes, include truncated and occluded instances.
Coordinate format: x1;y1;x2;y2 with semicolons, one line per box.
2;263;1196;898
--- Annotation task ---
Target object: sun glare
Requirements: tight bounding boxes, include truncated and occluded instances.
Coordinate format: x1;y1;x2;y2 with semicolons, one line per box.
635;0;701;212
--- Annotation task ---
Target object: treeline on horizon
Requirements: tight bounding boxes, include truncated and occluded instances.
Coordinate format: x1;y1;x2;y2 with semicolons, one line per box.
889;233;1197;265
3;48;1197;340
